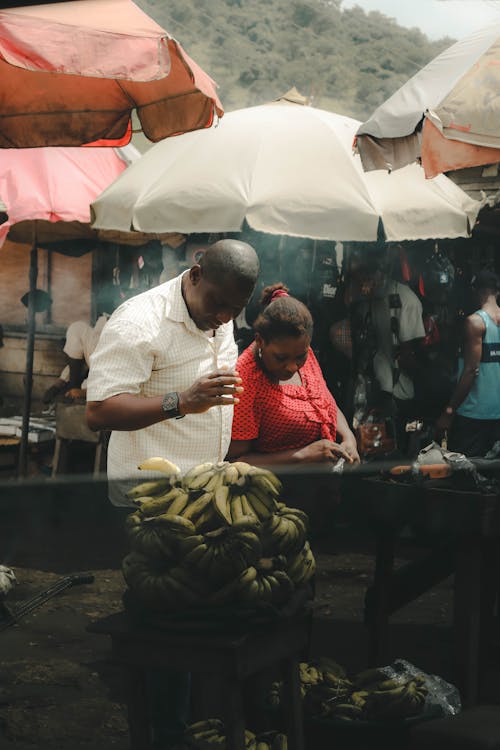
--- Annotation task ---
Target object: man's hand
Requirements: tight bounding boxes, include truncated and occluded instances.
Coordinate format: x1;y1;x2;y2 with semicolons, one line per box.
178;370;243;415
294;439;355;464
435;410;453;440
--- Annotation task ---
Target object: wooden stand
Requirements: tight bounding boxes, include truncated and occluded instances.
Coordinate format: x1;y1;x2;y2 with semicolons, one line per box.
88;609;310;750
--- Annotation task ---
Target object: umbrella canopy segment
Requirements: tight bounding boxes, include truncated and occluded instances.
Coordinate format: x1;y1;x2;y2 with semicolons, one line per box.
0;144;184;477
356;23;500;177
91;100;481;242
0;147;130;248
0;0;223;148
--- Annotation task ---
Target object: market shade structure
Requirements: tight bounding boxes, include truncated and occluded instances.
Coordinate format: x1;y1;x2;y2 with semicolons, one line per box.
355;23;500;178
0;145;184;475
91;99;481;242
0;0;223;148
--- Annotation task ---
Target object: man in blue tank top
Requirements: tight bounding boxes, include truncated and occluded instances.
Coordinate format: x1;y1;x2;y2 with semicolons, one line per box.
436;269;500;456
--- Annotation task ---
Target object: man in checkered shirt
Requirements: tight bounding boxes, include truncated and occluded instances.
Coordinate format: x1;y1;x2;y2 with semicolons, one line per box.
86;239;259;507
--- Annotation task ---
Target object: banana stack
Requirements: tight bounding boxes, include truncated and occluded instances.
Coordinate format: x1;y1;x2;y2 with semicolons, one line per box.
176;719;288;750
266;659;429;723
122;458;316;614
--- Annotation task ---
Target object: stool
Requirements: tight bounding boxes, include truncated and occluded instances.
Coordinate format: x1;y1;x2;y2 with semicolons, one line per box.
87;609;310;750
408;706;500;750
51;403;107;477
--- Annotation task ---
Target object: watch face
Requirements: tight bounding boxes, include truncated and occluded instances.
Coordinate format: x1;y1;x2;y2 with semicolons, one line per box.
163;393;178;412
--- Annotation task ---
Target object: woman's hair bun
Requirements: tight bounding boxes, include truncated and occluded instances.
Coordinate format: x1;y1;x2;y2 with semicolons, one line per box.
260;282;289;307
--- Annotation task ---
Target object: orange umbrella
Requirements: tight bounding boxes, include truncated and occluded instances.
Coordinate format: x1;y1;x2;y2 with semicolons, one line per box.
0;0;223;148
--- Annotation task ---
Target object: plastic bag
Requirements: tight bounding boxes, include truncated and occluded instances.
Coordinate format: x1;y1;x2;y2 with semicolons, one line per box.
378;658;461;717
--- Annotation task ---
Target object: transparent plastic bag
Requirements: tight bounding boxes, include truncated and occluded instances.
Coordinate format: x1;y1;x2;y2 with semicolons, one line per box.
379;659;461;717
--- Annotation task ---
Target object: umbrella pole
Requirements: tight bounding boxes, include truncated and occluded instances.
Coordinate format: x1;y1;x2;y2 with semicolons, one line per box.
18;227;38;478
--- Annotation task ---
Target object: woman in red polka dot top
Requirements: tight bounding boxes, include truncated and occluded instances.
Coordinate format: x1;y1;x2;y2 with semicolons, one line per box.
228;283;360;467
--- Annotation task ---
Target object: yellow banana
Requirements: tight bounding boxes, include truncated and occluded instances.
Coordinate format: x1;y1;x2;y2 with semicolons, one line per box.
138;456;180;475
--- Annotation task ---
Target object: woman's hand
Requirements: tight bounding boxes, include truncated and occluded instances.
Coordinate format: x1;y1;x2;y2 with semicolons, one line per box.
294;439;355;464
339;438;361;464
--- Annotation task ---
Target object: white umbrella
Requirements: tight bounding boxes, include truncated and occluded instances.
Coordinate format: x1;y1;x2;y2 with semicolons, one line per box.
91;99;480;242
356;23;500;177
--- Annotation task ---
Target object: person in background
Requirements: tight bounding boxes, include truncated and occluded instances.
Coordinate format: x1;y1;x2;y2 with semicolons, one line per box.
349;252;425;454
42;290;118;404
228;283;359;467
436;269;500;456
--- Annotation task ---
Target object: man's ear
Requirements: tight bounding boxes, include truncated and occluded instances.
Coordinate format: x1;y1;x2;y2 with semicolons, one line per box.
189;264;202;285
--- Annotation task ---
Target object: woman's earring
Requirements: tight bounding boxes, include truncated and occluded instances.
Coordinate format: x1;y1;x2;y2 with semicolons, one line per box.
258;348;262;359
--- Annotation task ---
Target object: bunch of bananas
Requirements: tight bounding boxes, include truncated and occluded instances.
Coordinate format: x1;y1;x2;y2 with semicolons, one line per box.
123;458;315;613
261;508;308;556
286;660;429;723
286;542;316;586
177;720;287;750
266;658;351;710
349;670;428;721
182;460;282;526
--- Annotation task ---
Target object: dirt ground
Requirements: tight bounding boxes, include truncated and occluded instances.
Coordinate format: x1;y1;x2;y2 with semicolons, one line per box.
0;542;471;750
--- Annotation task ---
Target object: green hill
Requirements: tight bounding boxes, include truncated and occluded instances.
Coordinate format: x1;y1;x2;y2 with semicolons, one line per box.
136;0;453;119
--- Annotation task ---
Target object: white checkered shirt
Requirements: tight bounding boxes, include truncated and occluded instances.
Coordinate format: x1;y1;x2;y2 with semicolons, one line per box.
86;273;238;506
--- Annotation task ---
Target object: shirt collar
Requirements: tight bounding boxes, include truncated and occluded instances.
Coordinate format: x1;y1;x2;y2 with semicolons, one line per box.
164;271;190;324
164;271;225;338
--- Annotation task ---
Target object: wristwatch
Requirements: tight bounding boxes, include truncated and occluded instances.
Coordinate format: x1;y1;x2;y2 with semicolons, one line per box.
445;406;454;416
162;391;182;419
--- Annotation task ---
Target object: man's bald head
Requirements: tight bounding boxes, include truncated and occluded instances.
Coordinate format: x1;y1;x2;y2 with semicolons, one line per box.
183;239;259;331
199;239;259;294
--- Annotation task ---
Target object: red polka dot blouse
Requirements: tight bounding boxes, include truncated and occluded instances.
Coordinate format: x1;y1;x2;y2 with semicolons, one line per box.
231;345;338;453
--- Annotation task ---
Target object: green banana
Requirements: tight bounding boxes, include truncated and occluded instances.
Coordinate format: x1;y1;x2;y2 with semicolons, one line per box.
166;489;190;516
223;464;239;485
186;469;215;491
150;513;196;535
182;462;215;485
182;491;214;521
126;478;172;500
213;484;232;524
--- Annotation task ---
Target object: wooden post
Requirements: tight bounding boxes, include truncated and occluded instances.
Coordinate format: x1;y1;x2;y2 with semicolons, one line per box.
18;226;38;477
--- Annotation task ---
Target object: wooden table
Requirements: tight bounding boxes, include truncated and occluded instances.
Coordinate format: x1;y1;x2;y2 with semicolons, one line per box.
355;478;500;708
88;608;311;750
